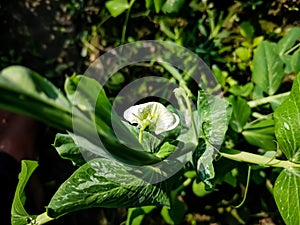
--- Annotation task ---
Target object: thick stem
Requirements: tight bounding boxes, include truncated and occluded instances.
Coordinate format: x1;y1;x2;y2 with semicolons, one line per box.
160;62;194;98
220;148;300;170
247;92;290;108
33;212;54;225
284;42;300;55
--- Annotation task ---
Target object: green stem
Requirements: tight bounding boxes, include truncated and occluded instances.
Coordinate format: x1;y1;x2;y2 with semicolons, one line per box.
121;0;135;44
174;178;192;193
234;165;251;208
138;126;145;144
247;92;290;108
138;121;150;144
33;212;54;225
220;148;300;170
284;42;300;55
159;62;194;98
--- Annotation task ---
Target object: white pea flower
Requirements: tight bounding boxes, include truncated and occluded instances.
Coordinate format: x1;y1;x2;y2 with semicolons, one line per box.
123;102;180;143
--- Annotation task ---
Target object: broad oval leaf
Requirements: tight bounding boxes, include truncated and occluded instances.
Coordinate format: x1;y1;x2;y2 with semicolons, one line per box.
242;117;276;150
195;91;231;187
274;73;300;163
47;158;170;218
0;66;75;131
274;169;300;225
64;75;161;165
0;66;71;111
252;41;284;95
198;91;231;148
228;96;251;133
278;27;300;55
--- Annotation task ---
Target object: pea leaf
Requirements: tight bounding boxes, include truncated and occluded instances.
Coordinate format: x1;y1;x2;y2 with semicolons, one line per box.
161;0;184;14
252;41;284;95
274;169;300;225
11;160;39;225
105;0;130;17
0;66;74;131
53;133;87;166
242;117;276;150
235;47;251;61
154;0;165;13
47;158;170;218
274;72;300;163
228;96;251;133
229;83;254;97
126;206;156;225
192;139;215;189
65;75;111;122
0;66;71;112
64;75;160;165
278;27;300;55
195;91;231;188
240;22;254;40
291;48;300;72
155;141;177;159
198;91;231;148
65;75;144;152
274;72;300;225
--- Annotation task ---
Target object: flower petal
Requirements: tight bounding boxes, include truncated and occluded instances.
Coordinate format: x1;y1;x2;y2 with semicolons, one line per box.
123;102;179;135
154;112;179;134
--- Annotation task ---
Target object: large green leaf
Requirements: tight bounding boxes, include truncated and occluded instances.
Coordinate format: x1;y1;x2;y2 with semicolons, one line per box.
278;27;300;55
0;66;161;165
47;158;170;218
242;117;276;150
65;75;111;122
0;66;71;111
274;169;300;225
274;73;300;163
252;41;284;95
63;75;161;165
195;91;231;187
11;160;39;225
274;72;300;225
0;66;76;130
228;96;251;133
198;91;231;146
65;75;142;152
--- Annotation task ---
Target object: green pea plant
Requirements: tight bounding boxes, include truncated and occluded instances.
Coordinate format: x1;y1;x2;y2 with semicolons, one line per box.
0;28;300;225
